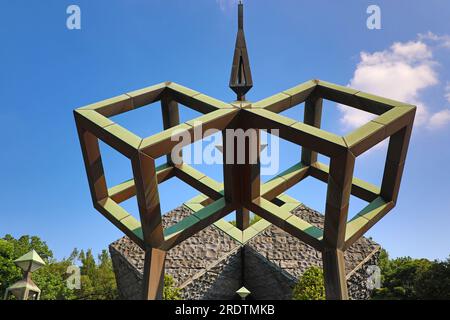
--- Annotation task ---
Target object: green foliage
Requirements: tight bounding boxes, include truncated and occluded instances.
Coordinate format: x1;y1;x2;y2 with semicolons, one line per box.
373;250;450;300
33;259;77;300
414;256;450;300
377;248;390;273
0;238;22;296
3;234;449;301
0;235;118;300
75;249;118;300
292;252;449;300
250;215;262;225
292;267;325;300
230;214;262;227
164;274;181;300
3;234;53;261
1;234;183;300
1;234;54;297
373;256;431;299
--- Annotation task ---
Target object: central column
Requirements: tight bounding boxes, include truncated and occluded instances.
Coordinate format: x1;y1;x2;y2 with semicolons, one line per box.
222;110;260;231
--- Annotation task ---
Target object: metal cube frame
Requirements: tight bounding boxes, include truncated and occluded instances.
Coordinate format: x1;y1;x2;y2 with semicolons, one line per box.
74;79;415;300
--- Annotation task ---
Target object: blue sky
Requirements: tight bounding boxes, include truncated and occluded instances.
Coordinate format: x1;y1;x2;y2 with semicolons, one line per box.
1;0;449;261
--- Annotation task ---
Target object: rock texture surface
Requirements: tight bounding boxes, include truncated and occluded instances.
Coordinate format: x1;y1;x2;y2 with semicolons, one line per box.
110;205;380;300
110;206;242;300
243;205;380;300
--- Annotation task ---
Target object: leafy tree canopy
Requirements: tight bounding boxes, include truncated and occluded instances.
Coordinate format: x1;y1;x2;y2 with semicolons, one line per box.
0;235;117;300
1;234;181;300
373;249;450;300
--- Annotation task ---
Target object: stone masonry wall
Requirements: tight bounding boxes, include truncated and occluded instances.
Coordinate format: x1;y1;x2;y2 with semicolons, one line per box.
180;249;242;300
110;206;241;299
347;250;381;300
244;204;380;300
110;205;380;300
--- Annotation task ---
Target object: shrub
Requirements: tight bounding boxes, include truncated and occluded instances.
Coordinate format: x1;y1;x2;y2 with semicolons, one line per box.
164;274;181;300
292;267;325;300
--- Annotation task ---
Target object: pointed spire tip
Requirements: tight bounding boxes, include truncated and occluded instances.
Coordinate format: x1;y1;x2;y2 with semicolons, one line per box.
230;0;253;101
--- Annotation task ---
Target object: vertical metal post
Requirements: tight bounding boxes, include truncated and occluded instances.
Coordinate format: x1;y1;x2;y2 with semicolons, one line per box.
302;96;323;165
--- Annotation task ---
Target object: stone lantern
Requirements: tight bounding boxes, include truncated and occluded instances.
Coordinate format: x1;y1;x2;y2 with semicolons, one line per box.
236;287;251;300
3;250;45;300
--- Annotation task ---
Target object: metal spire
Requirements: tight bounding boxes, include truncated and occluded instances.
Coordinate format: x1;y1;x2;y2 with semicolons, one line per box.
229;1;253;101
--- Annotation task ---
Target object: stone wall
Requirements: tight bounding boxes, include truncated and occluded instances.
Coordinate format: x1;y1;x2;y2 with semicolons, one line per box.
180;249;242;300
243;246;298;300
242;245;380;300
242;205;380;300
110;206;241;299
246;205;380;277
109;242;143;300
110;205;380;300
347;250;381;300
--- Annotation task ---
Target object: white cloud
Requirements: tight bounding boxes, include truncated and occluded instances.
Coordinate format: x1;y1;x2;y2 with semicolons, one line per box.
429;109;450;129
340;38;450;131
419;31;450;49
216;0;239;11
446;83;450;104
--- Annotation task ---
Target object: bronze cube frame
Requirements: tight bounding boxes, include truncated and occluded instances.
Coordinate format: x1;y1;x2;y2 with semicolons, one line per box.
74;79;415;300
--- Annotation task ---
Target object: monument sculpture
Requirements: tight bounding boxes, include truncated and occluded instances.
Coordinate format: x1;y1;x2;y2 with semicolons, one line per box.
74;3;415;300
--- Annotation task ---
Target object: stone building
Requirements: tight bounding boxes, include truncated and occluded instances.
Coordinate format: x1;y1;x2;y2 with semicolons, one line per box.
110;201;380;300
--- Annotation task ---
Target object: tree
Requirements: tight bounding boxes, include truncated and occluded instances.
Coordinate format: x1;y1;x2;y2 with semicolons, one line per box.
370;249;450;300
0;235;120;300
74;249;118;300
373;256;432;300
1;234;55;298
1;234;185;300
0;239;21;296
33;259;76;300
415;256;450;300
292;267;325;300
3;234;53;261
377;248;390;274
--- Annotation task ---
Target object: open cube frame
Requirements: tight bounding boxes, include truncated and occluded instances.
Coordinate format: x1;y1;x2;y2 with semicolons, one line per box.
74;79;416;300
